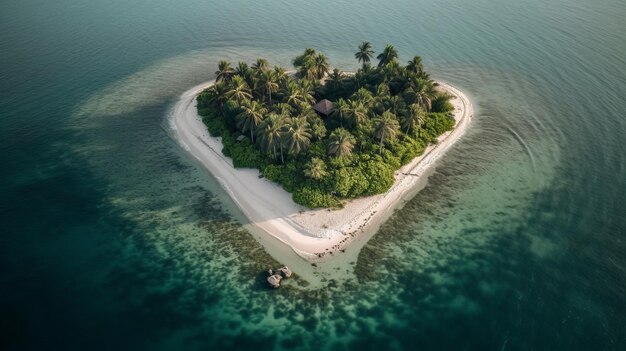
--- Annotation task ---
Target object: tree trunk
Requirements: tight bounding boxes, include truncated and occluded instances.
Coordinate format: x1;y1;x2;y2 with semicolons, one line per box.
269;90;272;106
280;145;284;164
379;130;385;154
251;127;254;143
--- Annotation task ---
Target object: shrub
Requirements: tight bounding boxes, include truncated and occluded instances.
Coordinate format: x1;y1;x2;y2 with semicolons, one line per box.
392;136;425;165
361;160;395;195
346;167;369;197
380;149;401;169
421;112;455;142
202;115;227;137
330;168;354;198
431;94;454;113
292;186;341;208
231;141;267;169
262;162;299;192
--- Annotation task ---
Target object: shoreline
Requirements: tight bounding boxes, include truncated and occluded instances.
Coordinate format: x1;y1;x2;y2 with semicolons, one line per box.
172;79;473;260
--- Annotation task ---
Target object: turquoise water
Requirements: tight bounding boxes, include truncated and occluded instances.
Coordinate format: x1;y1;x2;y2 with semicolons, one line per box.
1;0;625;349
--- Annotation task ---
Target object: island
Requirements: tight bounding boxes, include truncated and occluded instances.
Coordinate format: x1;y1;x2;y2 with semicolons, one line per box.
173;43;473;259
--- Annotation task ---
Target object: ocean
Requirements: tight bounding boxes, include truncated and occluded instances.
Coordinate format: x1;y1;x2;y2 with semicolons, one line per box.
1;0;625;349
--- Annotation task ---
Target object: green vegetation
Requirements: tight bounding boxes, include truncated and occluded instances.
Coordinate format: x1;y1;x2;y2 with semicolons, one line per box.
197;43;456;208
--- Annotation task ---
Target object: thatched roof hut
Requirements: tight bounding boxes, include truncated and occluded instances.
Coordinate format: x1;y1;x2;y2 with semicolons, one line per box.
312;99;335;116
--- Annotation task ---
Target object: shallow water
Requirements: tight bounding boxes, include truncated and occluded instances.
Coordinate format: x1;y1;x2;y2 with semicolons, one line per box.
1;0;625;349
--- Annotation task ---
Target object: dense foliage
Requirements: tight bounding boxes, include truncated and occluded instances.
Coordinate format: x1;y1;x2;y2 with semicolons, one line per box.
197;43;456;208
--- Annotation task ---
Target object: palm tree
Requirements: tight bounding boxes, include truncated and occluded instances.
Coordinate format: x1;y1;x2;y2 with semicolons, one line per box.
380;60;401;82
293;48;316;68
272;102;293;116
235;61;256;91
226;76;253;103
258;70;279;105
284;81;315;108
402;104;426;136
293;49;318;80
252;58;269;72
406;56;424;75
200;82;229;109
347;100;368;128
274;66;288;82
327;128;356;158
332;98;351;128
377;83;391;98
284;117;312;155
411;79;437;111
351;87;374;108
284;82;301;107
314;53;331;79
386;95;406;116
257;113;285;161
235;61;250;77
372;111;400;154
388;66;411;93
236;100;267;143
355;41;374;66
326;69;344;92
298;80;316;105
215;60;235;82
304;157;328;180
377;44;399;67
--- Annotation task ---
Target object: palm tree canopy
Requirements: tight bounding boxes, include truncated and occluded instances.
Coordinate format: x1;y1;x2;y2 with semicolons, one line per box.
252;58;270;72
293;48;321;79
199;82;229;109
272;102;294;116
227;76;253;103
258;70;279;104
293;48;316;67
284;81;315;108
327;128;356;157
332;98;351;127
373;111;400;142
406;56;424;74
215;60;235;82
351;88;374;106
377;44;399;67
314;53;331;79
402;104;426;135
304;157;328;180
284;117;312;155
411;78;437;111
355;41;374;64
347;100;368;127
236;100;267;142
257;113;285;156
326;69;344;90
235;62;250;76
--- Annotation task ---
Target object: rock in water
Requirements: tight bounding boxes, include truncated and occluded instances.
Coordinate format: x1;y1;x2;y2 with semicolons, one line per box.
267;274;282;288
279;266;292;278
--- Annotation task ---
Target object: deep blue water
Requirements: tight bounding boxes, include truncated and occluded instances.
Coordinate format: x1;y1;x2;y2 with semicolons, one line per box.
1;0;625;350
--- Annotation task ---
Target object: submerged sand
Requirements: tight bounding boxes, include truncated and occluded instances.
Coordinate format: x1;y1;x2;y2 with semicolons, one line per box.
172;79;473;260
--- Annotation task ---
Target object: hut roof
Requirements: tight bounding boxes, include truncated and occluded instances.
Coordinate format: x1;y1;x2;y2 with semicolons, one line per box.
312;99;335;116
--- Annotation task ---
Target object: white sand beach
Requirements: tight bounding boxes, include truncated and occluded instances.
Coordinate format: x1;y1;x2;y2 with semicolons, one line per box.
172;79;473;260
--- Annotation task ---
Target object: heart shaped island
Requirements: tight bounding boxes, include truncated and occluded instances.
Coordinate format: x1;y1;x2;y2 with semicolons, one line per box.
174;43;473;261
